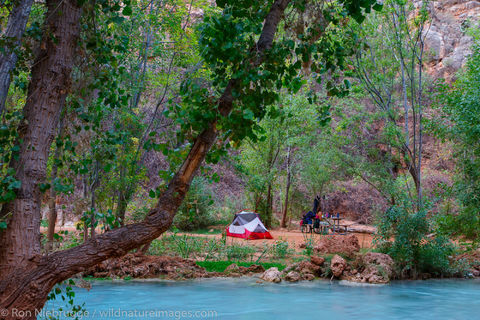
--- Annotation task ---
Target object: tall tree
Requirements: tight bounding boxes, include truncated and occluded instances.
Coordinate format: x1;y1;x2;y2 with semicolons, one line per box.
0;0;82;275
352;0;430;208
0;0;379;316
0;0;34;116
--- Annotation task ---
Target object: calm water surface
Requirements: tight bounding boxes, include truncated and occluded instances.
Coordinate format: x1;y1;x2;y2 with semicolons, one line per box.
43;278;480;320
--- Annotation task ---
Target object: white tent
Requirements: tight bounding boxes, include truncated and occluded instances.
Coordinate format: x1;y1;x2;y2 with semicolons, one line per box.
226;211;273;240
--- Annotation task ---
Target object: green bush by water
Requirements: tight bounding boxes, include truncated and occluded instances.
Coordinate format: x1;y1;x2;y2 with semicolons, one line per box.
376;202;459;278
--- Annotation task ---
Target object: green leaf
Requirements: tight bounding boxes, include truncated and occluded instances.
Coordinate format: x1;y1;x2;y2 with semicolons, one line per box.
122;6;133;16
39;183;51;192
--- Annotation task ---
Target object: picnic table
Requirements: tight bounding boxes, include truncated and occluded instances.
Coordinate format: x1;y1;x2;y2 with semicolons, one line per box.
328;214;347;234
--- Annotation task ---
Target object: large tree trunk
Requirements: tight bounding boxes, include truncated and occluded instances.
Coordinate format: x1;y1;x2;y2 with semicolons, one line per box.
0;0;82;278
0;1;291;318
46;115;65;251
0;0;35;116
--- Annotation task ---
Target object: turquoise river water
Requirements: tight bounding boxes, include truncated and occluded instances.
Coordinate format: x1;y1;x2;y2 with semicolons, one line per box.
42;278;480;320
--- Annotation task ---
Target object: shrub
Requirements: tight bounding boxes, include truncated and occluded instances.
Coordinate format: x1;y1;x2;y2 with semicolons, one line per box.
173;177;215;231
376;203;456;278
168;233;203;259
271;240;292;259
225;244;257;261
146;239;166;256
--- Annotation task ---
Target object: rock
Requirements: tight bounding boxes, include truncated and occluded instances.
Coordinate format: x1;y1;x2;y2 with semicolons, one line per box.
314;234;360;256
284;271;301;282
470;269;480;277
302;273;315;281
247;264;265;273
83;254;209;280
331;255;347;278
225;263;239;272
224;263;264;275
362;253;394;277
261;267;282;283
355;252;395;284
282;262;300;275
298;261;321;276
73;279;91;290
310;256;325;266
419;273;432;280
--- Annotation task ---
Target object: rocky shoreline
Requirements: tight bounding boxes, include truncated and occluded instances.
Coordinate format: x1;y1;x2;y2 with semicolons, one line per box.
78;234;480;286
79;250;395;285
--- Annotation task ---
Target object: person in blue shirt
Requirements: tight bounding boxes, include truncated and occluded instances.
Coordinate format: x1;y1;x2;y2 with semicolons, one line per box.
303;210;315;225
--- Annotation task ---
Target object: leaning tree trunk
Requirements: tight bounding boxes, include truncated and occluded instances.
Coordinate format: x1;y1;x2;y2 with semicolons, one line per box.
0;0;83;287
0;1;291;318
0;0;35;116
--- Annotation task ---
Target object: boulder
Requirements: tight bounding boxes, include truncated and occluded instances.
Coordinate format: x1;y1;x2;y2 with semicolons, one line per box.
331;255;347;278
247;264;265;273
284;271;301;282
310;256;325;267
302;273;315;281
345;252;395;284
261;267;282;283
298;261;321;276
314;234;360;256
362;252;394;283
282;262;300;275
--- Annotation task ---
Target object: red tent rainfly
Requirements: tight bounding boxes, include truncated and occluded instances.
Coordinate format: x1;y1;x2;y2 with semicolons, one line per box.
226;211;273;240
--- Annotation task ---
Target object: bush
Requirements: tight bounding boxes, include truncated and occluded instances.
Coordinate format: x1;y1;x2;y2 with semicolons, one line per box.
271;240;292;259
376;203;456;278
173;177;215;231
225;244;256;261
168;233;203;259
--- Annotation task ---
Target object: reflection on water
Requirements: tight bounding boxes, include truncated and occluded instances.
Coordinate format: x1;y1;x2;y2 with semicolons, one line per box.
43;278;480;320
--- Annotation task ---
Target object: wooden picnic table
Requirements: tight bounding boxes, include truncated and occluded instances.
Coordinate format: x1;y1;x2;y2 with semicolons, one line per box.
332;217;342;234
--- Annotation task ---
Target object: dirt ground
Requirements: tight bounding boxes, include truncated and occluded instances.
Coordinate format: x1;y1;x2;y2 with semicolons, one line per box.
174;229;374;251
41;219;375;251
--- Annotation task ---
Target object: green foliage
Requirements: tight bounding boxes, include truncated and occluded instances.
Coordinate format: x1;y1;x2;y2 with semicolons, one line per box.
174;177;215;231
147;233;295;263
45;279;86;320
79;209;121;232
196;261;286;273
270;240;293;259
375;201;456;277
433;40;480;241
168;233;203;259
225;243;256;261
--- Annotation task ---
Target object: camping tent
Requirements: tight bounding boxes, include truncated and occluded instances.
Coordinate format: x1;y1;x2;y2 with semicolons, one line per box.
226;211;273;240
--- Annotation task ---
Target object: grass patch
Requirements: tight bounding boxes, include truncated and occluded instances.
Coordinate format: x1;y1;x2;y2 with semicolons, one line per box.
189;228;224;235
196;260;286;272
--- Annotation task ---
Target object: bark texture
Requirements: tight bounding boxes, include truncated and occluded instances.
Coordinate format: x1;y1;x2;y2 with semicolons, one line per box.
0;0;82;295
0;0;35;116
0;1;291;318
